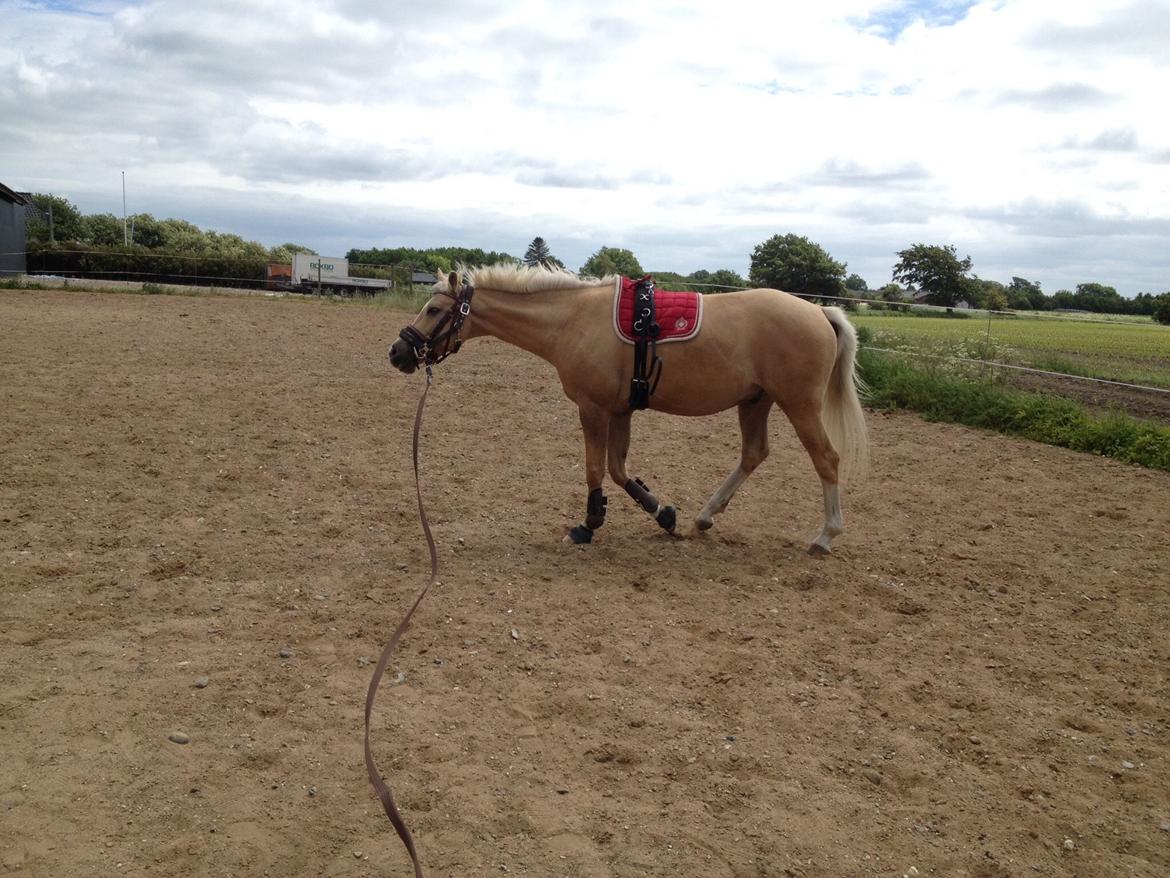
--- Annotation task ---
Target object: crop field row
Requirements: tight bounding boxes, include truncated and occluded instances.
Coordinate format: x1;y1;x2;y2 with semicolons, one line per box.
852;311;1170;389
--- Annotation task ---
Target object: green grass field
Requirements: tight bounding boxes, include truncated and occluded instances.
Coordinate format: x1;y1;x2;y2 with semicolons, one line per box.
852;310;1170;388
855;347;1170;471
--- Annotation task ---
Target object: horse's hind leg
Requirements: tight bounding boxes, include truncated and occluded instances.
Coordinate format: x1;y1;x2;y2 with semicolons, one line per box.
694;394;773;533
784;406;843;555
607;413;678;535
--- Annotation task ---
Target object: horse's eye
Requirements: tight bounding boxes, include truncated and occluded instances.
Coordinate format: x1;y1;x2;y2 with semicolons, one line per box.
426;306;441;316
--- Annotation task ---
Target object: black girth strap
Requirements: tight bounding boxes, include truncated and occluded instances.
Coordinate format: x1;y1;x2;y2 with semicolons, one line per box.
628;276;663;410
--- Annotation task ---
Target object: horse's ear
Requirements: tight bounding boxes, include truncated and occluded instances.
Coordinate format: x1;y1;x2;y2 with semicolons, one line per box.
448;271;459;294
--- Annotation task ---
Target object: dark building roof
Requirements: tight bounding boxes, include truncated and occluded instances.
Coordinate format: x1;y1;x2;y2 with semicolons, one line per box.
0;182;31;206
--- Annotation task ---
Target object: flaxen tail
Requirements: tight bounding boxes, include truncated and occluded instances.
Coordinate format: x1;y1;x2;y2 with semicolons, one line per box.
821;307;870;476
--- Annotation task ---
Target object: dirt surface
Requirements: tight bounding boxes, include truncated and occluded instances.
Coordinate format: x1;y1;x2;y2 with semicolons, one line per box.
2;288;1169;878
1001;370;1170;425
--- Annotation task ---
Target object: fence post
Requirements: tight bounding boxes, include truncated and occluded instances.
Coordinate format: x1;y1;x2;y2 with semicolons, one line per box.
983;308;994;380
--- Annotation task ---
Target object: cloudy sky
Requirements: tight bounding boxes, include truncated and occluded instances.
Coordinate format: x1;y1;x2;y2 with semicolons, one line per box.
3;0;1169;294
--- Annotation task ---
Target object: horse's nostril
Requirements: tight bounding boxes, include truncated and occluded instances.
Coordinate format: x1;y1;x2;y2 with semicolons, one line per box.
388;343;416;373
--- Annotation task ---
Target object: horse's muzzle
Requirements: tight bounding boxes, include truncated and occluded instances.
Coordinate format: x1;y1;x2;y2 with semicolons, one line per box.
388;339;417;374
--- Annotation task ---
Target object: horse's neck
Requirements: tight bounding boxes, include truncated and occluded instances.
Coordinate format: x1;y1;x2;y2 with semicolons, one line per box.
466;286;598;364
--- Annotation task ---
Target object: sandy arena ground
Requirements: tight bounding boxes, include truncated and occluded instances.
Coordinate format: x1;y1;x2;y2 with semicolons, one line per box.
2;288;1168;878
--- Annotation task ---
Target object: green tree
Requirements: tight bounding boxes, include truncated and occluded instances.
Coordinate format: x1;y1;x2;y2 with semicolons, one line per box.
749;234;846;297
155;218;207;253
703;268;747;290
1007;277;1045;310
845;273;868;292
580;246;643;278
82;213;125;248
968;277;1008;311
345;245;514;270
892;244;973;307
522;236;564;270
1074;282;1125;314
25;193;85;245
268;242;315;263
1129;293;1158;316
647;268;747;292
128;213;166;249
873;282;909;311
646;271;697;291
1152;294;1170;326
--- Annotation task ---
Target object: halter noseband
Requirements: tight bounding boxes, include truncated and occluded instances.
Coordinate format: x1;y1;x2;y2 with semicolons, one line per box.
398;283;475;366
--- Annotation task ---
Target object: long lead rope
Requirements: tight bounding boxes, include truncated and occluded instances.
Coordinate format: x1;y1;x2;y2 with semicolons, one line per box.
363;369;437;878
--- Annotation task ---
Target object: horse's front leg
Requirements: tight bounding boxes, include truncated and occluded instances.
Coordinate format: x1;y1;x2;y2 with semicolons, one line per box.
565;405;610;544
607;413;678;535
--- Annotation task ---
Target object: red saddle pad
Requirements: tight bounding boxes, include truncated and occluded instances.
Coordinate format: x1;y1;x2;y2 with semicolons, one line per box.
613;277;704;344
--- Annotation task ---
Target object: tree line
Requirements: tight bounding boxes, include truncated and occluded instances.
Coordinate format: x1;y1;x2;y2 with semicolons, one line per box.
22;193;316;286
747;234;1168;320
18;193;1170;323
522;234;1169;322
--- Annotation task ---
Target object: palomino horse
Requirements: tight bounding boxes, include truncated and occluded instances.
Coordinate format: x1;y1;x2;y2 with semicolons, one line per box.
389;264;868;554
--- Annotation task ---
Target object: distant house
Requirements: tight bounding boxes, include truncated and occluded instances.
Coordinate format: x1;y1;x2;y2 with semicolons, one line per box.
411;270;439;286
911;288;971;309
0;182;30;277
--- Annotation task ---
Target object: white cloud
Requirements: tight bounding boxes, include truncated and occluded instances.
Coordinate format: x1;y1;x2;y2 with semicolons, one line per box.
1;0;1169;293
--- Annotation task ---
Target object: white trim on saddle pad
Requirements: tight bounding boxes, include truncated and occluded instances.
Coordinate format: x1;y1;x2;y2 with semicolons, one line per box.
611;277;705;345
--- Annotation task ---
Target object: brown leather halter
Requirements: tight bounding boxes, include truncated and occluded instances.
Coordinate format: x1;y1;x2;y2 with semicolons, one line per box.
397;283;475;367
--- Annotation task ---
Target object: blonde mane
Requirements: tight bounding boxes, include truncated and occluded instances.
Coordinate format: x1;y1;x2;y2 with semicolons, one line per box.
437;263;616;295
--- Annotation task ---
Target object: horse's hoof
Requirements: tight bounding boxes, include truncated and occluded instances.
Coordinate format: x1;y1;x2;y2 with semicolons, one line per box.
566;525;594;545
655;506;677;534
806;542;831;557
694;516;714;532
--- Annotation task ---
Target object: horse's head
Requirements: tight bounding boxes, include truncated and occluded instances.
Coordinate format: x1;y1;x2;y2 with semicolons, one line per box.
389;271;474;373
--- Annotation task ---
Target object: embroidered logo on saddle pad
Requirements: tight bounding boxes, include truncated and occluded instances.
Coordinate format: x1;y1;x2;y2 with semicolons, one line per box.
613;277;704;344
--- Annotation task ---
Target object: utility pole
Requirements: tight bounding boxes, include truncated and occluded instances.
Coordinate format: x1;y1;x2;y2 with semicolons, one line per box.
122;171;128;245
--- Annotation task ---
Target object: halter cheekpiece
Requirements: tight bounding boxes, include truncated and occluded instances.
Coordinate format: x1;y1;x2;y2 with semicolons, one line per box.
398;283;475;366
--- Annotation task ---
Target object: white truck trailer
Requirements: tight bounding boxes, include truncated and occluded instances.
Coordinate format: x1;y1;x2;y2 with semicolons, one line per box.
291;253;390;296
